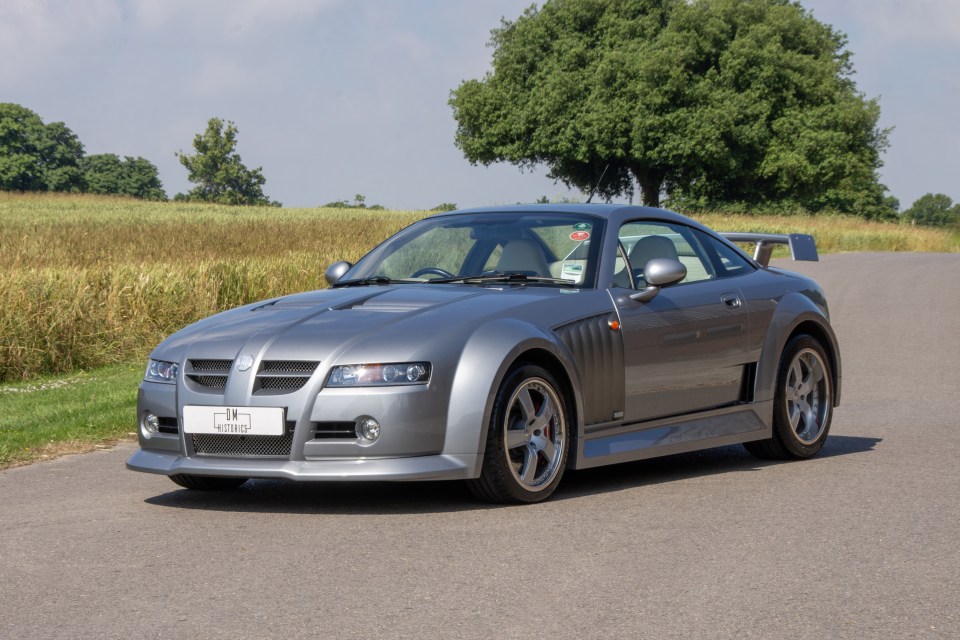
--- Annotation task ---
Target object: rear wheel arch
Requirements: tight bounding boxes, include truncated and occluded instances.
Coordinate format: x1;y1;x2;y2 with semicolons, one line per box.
786;320;841;407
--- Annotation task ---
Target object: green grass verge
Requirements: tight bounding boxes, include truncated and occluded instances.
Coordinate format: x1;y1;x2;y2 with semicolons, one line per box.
0;362;142;469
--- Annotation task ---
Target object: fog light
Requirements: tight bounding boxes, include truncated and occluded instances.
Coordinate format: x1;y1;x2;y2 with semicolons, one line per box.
357;418;380;442
144;412;160;435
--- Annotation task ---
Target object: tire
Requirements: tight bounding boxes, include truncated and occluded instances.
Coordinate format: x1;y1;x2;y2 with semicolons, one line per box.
170;474;249;490
467;364;571;504
745;334;834;460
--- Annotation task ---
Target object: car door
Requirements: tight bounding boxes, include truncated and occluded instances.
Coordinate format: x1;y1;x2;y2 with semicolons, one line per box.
613;221;752;423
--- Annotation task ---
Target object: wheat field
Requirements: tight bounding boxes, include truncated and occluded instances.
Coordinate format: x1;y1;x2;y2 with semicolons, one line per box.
1;192;956;381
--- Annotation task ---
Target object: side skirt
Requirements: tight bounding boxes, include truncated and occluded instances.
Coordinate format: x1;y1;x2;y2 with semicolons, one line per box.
574;400;773;470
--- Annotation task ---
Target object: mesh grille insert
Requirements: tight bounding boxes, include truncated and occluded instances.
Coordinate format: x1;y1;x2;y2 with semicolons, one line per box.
192;433;293;457
190;359;233;372
261;360;319;374
254;361;319;394
186;374;228;389
259;377;309;391
186;359;232;391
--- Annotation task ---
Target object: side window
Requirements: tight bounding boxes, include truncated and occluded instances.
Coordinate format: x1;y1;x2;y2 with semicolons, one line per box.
617;221;715;288
694;230;756;279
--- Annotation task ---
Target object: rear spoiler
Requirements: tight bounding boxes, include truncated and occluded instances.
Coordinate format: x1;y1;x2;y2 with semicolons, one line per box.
720;233;819;267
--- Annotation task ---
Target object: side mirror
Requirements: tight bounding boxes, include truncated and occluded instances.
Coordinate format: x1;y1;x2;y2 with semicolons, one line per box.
629;258;687;302
325;261;352;285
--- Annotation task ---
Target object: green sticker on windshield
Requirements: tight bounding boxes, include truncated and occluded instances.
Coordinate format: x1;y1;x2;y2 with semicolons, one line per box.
573;222;592;231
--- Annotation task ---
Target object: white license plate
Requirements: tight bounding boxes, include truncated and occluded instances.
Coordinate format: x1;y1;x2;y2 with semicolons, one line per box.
183;406;284;436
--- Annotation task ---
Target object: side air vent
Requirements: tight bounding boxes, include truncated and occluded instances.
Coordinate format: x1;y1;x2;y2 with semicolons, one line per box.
254;361;319;395
185;359;233;392
554;314;625;426
157;416;179;434
313;422;357;439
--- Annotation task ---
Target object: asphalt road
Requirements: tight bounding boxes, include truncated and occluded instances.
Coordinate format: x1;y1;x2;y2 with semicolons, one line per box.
1;252;958;640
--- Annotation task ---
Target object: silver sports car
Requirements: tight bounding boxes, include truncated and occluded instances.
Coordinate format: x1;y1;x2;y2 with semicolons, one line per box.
127;204;840;503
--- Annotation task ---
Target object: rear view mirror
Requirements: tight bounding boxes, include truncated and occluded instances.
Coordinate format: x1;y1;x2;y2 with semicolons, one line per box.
325;261;352;285
630;258;687;302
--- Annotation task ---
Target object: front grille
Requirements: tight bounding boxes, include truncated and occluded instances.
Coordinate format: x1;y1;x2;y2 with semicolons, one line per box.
190;359;233;372
186;359;233;392
261;360;318;374
187;374;228;389
192;432;294;457
259;377;309;391
313;421;357;439
255;361;319;395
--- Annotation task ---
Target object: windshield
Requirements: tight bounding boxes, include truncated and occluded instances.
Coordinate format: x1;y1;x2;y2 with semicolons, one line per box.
340;212;605;288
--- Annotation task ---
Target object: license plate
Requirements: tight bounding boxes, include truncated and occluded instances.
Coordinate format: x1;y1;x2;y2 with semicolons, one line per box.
183;406;284;436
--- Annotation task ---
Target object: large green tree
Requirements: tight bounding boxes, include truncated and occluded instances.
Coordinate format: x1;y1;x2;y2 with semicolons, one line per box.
0;103;85;192
450;0;891;218
176;118;279;206
81;153;167;200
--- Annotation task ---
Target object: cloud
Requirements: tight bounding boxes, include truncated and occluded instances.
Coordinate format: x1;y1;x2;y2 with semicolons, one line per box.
131;0;341;40
847;0;960;45
0;0;122;87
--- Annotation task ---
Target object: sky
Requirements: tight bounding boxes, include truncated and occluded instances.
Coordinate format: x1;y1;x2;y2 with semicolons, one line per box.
1;0;957;210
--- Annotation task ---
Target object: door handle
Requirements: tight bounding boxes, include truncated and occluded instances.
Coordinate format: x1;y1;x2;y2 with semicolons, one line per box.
721;294;742;308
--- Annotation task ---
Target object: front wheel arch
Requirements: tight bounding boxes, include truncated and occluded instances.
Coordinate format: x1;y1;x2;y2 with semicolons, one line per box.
467;363;572;503
507;349;579;468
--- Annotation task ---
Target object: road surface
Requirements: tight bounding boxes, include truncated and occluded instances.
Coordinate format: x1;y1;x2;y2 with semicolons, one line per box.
1;252;958;639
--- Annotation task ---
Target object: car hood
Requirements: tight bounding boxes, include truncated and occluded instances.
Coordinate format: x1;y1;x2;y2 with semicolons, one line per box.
150;284;582;365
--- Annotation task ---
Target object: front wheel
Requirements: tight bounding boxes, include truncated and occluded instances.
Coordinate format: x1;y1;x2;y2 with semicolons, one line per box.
170;474;249;490
745;334;834;460
467;364;570;504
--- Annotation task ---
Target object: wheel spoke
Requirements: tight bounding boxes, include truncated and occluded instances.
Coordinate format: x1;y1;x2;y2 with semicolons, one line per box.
531;395;557;432
809;357;825;384
540;436;557;463
506;428;529;450
520;445;539;484
785;385;798;402
788;400;801;429
790;360;803;389
516;388;536;423
803;403;819;433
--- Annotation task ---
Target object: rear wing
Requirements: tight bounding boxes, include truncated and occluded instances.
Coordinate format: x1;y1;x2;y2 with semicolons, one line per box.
720;233;819;267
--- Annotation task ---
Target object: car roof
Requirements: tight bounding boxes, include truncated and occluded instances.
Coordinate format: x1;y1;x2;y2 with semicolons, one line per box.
436;203;716;234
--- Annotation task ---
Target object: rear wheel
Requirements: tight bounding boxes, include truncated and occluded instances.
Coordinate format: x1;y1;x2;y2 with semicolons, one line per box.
170;474;249;490
745;334;833;460
468;364;570;504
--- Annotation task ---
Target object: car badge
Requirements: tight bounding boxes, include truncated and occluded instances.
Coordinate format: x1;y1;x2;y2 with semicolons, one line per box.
236;355;254;371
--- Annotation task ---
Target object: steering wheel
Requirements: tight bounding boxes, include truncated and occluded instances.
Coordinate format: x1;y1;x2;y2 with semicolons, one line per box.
412;267;455;279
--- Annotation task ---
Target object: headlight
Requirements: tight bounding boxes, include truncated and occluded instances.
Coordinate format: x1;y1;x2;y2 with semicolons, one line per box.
144;359;179;384
326;362;431;387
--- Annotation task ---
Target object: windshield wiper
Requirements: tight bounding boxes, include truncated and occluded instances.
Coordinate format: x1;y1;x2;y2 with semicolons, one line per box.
331;276;419;288
427;272;578;287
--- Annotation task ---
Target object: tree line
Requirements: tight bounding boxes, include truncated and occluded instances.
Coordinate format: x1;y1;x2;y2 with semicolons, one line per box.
0;104;277;206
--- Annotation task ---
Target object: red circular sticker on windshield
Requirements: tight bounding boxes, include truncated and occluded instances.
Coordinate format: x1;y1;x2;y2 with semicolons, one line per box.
570;231;590;241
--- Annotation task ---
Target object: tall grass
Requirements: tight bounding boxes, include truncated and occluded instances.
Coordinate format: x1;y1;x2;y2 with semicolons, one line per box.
0;194;425;380
1;193;957;381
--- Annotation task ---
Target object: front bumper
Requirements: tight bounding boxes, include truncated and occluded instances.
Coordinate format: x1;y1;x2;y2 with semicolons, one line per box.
126;449;481;482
